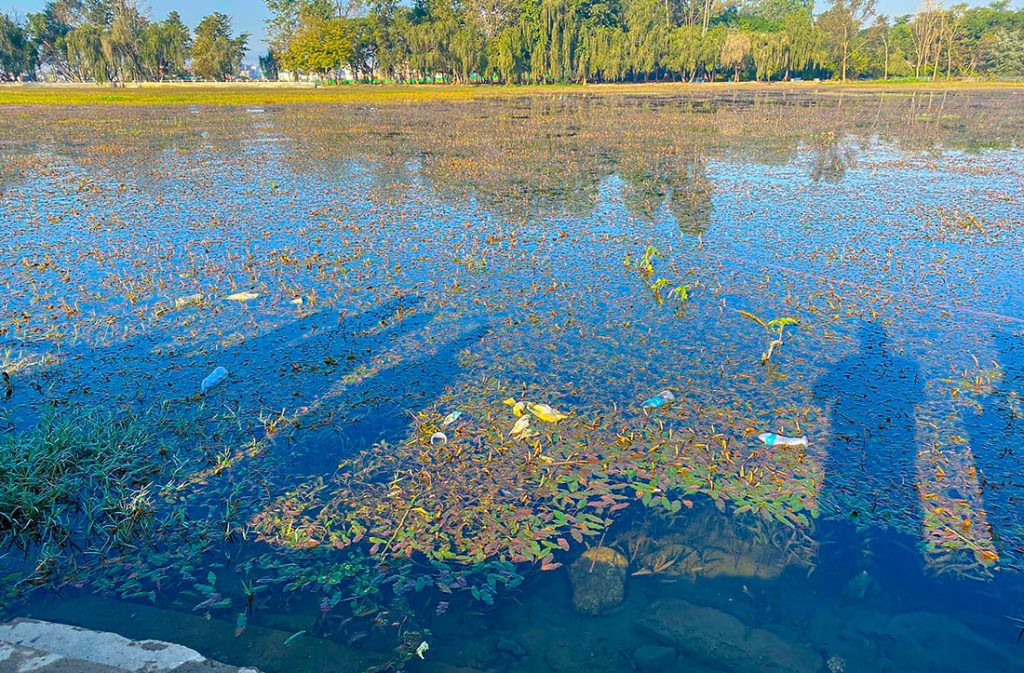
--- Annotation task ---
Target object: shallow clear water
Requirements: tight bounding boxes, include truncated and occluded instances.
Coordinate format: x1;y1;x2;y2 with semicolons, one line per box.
2;88;1024;672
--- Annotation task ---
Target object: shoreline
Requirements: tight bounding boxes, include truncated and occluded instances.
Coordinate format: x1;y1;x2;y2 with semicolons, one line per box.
1;79;1022;106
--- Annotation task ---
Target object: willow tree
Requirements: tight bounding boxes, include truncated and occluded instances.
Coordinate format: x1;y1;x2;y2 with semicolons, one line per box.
781;9;821;78
487;21;531;81
665;24;701;79
140;11;191;80
451;24;487;80
66;23;110;81
104;1;146;82
720;29;750;80
577;24;627;81
750;30;787;79
625;0;668;79
532;0;578;81
368;0;412;80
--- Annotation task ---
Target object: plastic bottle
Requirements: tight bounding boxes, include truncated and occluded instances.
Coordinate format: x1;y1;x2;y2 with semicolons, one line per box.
201;367;228;394
641;390;675;409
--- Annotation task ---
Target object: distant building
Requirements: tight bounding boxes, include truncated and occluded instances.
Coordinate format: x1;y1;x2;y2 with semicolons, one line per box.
237;64;262;80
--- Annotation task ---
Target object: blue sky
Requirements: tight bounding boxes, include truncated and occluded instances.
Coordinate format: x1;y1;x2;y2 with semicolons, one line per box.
2;0;1020;62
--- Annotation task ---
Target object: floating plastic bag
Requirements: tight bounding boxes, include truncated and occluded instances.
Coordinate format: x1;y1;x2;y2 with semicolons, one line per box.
174;293;203;309
527;403;568;423
510;415;531;437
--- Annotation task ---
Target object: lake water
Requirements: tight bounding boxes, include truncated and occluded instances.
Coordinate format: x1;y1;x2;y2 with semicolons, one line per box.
2;88;1024;673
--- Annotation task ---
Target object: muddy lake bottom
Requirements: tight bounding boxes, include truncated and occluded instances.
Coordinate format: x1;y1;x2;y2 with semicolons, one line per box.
2;87;1024;672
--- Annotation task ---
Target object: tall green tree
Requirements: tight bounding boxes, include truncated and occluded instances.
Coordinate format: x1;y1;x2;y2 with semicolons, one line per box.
818;0;876;80
265;0;338;52
65;22;110;81
103;0;146;82
259;48;280;79
281;15;355;76
191;12;248;80
719;29;750;80
624;0;669;79
26;2;76;80
140;11;190;80
0;13;35;80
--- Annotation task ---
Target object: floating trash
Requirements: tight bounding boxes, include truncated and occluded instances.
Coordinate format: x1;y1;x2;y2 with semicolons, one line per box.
527;403;568;422
415;641;429;659
509;415;531;437
288;296;304;306
283;630;306;647
758;432;808;447
174;293;203;309
200;366;228;394
641;390;675;409
441;411;462;426
504;397;543;419
226;291;260;302
430;432;448;446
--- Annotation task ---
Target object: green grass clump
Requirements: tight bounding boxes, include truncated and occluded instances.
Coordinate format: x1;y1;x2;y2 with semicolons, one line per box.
0;410;157;548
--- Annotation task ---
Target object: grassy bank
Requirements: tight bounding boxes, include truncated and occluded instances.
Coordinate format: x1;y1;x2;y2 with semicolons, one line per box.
0;79;1021;106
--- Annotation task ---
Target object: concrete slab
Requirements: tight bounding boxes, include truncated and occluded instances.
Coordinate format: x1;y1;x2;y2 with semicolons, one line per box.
0;620;262;673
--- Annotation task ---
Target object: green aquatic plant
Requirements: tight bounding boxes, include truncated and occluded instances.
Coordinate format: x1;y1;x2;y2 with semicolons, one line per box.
668;285;690;303
737;310;801;366
627;245;695;312
0;409;157;548
639;246;659;277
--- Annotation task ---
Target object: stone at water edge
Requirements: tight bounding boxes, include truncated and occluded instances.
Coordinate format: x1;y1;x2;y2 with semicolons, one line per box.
632;644;676;673
0;619;263;673
569;546;628;615
635;599;823;673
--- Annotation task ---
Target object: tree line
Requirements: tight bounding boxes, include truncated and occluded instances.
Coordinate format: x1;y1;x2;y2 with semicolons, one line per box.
1;0;1023;83
0;0;247;82
269;0;1023;82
